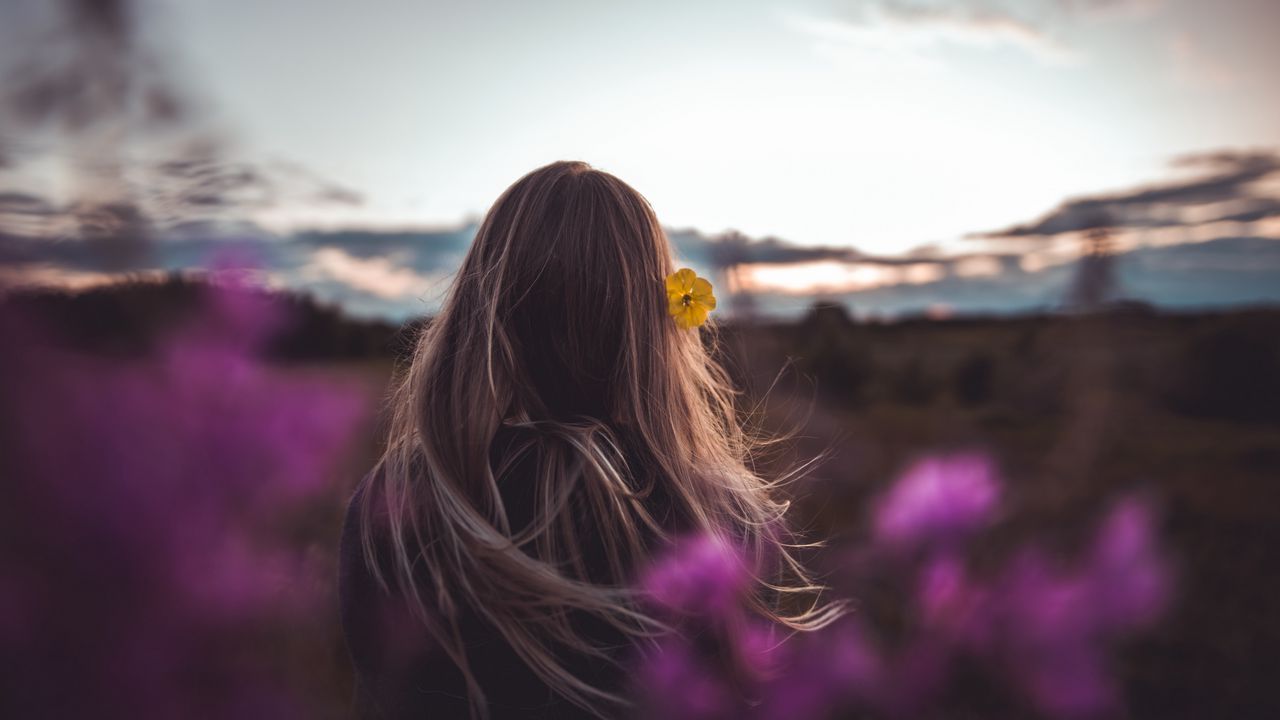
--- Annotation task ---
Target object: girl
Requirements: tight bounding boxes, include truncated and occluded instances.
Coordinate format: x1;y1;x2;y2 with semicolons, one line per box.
339;160;840;719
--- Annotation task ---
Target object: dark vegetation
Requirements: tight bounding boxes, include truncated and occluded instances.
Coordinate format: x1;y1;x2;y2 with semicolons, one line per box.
1;271;410;361
4;277;1278;718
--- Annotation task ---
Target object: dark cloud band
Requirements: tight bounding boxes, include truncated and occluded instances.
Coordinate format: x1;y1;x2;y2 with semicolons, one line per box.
974;148;1280;238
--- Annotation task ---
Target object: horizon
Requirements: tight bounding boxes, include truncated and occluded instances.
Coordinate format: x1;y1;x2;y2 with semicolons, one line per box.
5;223;1278;322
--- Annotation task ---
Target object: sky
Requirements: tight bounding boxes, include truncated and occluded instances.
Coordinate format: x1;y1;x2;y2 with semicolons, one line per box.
1;0;1279;317
155;0;1280;252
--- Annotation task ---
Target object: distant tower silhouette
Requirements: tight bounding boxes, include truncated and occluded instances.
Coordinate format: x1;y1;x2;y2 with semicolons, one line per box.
1065;222;1120;312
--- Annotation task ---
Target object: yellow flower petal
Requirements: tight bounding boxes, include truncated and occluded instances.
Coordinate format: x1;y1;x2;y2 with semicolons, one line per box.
667;268;696;295
688;304;710;327
674;307;694;329
691;278;716;310
691;276;712;298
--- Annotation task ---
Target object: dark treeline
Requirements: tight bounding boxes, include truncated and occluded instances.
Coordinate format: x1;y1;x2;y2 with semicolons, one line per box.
2;273;415;362
5;276;1279;428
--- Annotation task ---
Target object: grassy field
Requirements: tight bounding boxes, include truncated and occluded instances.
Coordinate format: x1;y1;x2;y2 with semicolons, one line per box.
727;308;1280;718
4;280;1278;718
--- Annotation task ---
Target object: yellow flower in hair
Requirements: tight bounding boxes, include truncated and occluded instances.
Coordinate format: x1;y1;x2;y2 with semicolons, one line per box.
666;268;716;329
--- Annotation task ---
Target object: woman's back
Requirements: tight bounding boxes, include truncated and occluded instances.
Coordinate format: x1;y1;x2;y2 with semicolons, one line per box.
340;424;670;718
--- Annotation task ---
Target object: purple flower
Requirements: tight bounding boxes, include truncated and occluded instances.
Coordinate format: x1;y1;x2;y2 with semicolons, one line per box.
991;496;1169;718
0;277;372;718
642;533;749;616
754;620;884;720
634;636;740;720
1085;497;1170;629
873;453;1001;547
917;553;994;650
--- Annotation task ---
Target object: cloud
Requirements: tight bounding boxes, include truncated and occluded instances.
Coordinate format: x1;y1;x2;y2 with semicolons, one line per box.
0;223;473;319
0;192;158;249
1169;31;1237;89
72;200;152;243
158;156;271;206
974;148;1280;238
0;1;364;246
792;0;1081;65
1052;0;1164;19
735;235;1280;318
678;230;855;268
879;2;1074;60
0;152;365;240
0;0;216;254
0;262;120;291
312;186;364;207
1;0;188;134
156;154;362;215
1136;149;1279;204
294;227;474;273
0;191;59;217
301;247;439;300
1212;198;1280;224
953;254;1004;277
794;0;1169;67
267;160;365;207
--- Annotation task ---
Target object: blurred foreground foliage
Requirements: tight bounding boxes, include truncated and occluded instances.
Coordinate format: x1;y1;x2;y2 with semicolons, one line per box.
3;277;1278;718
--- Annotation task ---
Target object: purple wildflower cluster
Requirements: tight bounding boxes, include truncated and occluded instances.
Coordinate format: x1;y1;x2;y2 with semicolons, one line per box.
0;272;373;719
636;455;1171;720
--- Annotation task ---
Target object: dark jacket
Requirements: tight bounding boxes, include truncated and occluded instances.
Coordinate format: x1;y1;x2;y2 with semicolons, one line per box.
338;427;671;719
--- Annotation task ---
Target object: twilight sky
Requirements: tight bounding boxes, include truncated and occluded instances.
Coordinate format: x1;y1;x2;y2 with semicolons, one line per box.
0;0;1278;290
148;0;1280;254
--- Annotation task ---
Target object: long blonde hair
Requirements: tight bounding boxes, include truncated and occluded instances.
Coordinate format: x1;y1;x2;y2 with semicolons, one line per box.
361;160;841;717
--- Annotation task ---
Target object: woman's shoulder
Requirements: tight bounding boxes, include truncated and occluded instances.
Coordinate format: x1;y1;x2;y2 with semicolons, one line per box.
338;466;409;624
338;469;382;588
336;468;397;656
338;468;476;717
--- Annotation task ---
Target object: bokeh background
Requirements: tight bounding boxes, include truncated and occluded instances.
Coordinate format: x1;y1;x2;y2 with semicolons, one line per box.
1;0;1278;718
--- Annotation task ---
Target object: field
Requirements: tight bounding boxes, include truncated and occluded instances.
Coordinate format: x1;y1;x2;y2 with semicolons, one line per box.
3;278;1278;718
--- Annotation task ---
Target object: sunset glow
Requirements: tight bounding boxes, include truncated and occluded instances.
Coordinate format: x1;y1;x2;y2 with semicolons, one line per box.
736;260;947;294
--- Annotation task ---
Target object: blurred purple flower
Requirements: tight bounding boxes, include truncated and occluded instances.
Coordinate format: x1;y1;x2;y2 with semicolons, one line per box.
632;455;1171;720
993;497;1169;718
0;275;372;718
917;553;995;650
1086;497;1170;629
634;636;740;720
873;453;1001;547
753;620;884;720
642;533;749;617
